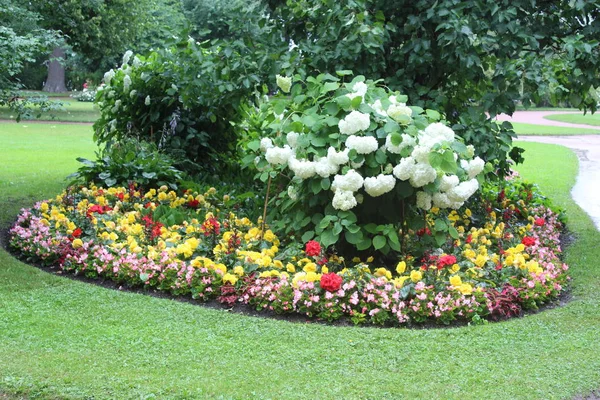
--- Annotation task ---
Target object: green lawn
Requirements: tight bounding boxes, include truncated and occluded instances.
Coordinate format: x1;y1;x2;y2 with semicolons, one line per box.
19;90;75;98
0;101;99;123
1;124;599;399
515;106;578;112
512;122;600;136
544;112;600;127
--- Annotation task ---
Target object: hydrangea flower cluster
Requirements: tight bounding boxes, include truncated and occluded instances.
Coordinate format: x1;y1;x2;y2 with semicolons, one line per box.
255;76;486;213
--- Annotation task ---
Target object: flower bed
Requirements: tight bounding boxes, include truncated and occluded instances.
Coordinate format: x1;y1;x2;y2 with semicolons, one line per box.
9;180;569;326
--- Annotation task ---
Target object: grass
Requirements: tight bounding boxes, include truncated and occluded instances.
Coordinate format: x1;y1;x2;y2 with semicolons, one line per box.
1;124;599;399
0;101;99;123
19;90;75;98
544;113;600;127
511;122;600;136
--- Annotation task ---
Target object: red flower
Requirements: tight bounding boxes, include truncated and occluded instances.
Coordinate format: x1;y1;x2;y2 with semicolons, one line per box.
320;273;343;292
416;227;431;237
116;192;125;201
437;255;457;269
72;228;82;238
305;240;322;257
187;199;200;208
317;257;328;266
521;236;536;247
534;218;545;226
466;234;472;244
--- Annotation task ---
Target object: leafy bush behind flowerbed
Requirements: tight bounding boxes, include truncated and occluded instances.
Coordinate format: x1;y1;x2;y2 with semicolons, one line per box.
9;173;569;326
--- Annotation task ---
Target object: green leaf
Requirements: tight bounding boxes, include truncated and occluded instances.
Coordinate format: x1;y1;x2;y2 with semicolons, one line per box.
357;237;372;251
449;226;459;240
140;273;149;282
320;229;339;248
321;178;331;190
322;82;340;93
434;232;447;246
324;102;339;115
336;70;353;76
426;109;441;120
434;218;448;231
345;230;363;244
142;172;157;179
373;235;387;250
301;230;315;243
351;95;363;109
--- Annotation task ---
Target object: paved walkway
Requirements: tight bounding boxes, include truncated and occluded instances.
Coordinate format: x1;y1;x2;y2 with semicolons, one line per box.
496;110;599;129
510;111;600;230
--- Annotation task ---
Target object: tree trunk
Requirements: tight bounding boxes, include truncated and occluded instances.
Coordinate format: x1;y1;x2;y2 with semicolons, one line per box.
43;47;68;93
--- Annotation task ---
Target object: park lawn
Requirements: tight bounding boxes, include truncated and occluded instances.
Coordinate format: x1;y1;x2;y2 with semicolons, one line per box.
0;101;99;123
0;124;599;399
515;106;578;112
544;112;600;127
19;90;75;98
511;122;600;136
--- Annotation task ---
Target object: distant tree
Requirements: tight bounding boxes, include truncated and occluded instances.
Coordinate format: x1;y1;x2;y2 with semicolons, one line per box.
29;0;155;92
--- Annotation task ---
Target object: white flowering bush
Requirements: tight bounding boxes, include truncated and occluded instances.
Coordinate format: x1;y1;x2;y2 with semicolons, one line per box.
244;73;489;258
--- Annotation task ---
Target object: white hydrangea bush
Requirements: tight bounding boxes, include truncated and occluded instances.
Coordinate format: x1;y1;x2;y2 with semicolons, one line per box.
246;73;487;252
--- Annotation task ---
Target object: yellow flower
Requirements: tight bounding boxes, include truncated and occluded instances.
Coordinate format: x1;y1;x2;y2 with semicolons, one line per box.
222;273;238;285
233;266;245;276
273;260;284;269
449;275;462;287
396;261;406;274
392;276;410;288
474;254;488;268
410;270;422;283
72;239;83;249
321;265;329;274
303;262;317;273
515;243;525;253
352;257;361;263
366;256;374;263
286;263;296;273
458;283;473;295
40;202;49;213
450;263;460;273
374;267;392;280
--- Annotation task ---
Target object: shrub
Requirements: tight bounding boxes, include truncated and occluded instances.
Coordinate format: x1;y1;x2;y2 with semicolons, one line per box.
243;73;490;260
68;138;183;190
93;37;277;174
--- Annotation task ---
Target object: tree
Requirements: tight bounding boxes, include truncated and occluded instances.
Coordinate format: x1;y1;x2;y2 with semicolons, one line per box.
253;0;600;173
29;0;156;92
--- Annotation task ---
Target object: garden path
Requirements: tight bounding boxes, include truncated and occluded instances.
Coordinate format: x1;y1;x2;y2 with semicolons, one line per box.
509;111;600;231
496;110;597;129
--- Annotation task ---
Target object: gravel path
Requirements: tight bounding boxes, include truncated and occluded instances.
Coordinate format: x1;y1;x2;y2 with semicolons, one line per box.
510;111;600;231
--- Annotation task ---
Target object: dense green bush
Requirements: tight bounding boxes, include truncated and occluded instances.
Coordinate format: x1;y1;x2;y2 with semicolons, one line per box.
68;138;183;190
93;37;282;174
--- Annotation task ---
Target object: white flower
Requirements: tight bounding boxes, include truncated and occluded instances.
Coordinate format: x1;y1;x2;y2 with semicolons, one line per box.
288;157;316;179
460;157;485;179
103;69;115;85
129;90;137;98
467;145;475;158
276;74;292;93
432;192;451;209
314;157;339;178
111;99;121;113
107;90;115;99
371;100;387;117
345;135;378;154
387;103;413;123
331;169;364;192
122;50;133;66
411;145;431;164
287;186;298;201
439;175;459;192
389;95;398;104
326;147;349;165
385;133;416;154
132;56;141;68
393;157;416;181
265;145;294;165
338;111;371;135
123;75;132;91
409;163;437;188
286;131;299;148
332;190;357;211
447;179;479;203
416;191;432;210
260;138;274;152
145;95;151;106
419;122;455;148
352;81;368;97
364;174;396;197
